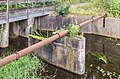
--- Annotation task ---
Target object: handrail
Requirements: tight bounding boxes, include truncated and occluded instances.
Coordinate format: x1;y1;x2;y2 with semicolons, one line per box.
0;13;107;68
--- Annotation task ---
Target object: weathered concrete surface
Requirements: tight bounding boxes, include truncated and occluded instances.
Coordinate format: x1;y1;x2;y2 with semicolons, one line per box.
29;35;86;75
9;20;28;38
1;14;120;47
7;15;120;40
34;15;92;32
85;33;120;60
92;17;120;39
35;15;120;39
0;24;9;48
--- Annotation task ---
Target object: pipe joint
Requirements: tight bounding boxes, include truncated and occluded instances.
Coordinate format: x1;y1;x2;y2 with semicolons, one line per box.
15;52;20;60
56;33;61;38
102;13;107;18
91;18;95;23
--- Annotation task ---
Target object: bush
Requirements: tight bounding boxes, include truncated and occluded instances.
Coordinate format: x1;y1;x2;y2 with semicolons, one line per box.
0;54;44;79
56;2;70;16
69;24;79;38
91;0;120;18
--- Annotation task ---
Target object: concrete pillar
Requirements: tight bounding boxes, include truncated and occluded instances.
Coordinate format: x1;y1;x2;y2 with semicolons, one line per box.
52;36;86;75
0;24;9;48
27;18;35;46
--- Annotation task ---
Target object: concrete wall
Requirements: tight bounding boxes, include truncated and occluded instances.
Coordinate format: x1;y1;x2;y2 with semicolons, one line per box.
33;15;120;39
39;15;120;39
1;15;120;46
29;36;86;75
89;17;120;39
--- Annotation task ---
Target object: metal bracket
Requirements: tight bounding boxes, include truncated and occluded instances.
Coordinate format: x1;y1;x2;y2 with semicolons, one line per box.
103;17;106;27
103;13;107;27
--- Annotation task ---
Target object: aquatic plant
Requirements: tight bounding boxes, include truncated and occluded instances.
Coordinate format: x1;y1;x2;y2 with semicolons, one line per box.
116;43;120;46
91;52;108;64
97;53;108;64
96;66;120;79
87;52;120;79
105;38;120;46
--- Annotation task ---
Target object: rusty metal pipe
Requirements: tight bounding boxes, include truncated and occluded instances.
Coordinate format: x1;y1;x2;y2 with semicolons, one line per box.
79;13;107;28
0;13;107;68
0;30;69;67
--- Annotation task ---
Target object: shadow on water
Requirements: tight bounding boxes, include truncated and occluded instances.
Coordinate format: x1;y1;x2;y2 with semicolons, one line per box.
0;34;120;79
0;36;28;58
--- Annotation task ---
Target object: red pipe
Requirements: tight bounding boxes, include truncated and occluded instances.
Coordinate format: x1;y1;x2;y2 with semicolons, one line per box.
79;13;107;27
0;13;107;68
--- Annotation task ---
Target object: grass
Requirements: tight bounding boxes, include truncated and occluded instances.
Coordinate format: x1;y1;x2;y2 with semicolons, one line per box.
0;54;44;79
69;0;120;18
69;3;104;16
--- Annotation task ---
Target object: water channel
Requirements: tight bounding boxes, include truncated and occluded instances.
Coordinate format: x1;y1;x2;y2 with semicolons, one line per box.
0;33;120;79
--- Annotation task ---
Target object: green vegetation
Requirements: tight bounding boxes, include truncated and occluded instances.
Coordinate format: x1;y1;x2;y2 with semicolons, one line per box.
29;34;47;40
69;24;79;38
97;52;108;64
29;29;51;40
96;66;120;79
0;54;44;79
56;1;70;16
105;38;120;46
68;23;84;38
90;52;108;64
0;1;55;10
91;0;120;18
70;3;103;15
69;0;120;18
86;52;120;79
106;0;120;18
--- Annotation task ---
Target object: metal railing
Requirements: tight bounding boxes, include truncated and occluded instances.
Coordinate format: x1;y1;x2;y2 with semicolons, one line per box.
0;0;56;24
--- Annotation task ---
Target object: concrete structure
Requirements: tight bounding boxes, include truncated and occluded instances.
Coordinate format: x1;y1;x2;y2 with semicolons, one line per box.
0;0;55;47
